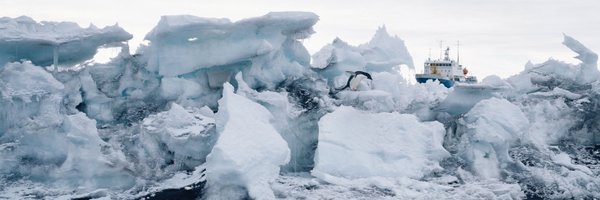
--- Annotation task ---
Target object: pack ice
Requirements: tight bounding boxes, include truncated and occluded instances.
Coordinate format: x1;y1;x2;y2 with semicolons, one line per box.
1;12;600;200
0;16;131;67
313;106;449;180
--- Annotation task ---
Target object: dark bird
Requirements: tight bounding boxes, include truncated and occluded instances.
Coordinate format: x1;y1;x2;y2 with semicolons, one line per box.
336;71;372;91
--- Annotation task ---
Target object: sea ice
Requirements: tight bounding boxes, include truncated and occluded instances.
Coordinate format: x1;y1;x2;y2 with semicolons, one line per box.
137;103;216;177
205;83;290;200
457;98;528;179
0;62;134;190
141;12;319;91
311;26;413;89
312;106;449;181
0;16;131;67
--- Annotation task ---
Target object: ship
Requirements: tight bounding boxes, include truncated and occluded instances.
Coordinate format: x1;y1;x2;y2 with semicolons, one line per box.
415;46;476;88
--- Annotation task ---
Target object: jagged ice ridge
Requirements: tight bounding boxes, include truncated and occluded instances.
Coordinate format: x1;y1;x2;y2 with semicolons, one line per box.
0;12;599;200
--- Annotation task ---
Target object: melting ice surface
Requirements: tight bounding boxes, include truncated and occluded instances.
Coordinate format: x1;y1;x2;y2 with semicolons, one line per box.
1;12;600;200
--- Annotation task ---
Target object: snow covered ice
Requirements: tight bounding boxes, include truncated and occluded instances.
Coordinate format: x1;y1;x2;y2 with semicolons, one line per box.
1;13;600;200
313;106;449;180
456;98;529;180
205;83;290;200
0;62;135;191
0;16;131;67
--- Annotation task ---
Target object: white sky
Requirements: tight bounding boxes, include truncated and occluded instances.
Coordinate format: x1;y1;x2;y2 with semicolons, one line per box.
3;0;599;78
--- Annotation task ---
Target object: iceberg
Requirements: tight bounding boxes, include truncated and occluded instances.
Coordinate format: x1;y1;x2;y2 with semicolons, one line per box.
449;39;600;198
312;106;449;180
205;83;290;200
507;34;599;92
0;16;132;67
335;90;396;112
233;73;330;173
358;26;415;71
311;26;413;89
312;26;413;71
141;12;319;90
456;98;529;179
1;12;600;200
563;34;599;84
312;38;366;71
0;62;64;132
0;62;134;190
137;103;216;178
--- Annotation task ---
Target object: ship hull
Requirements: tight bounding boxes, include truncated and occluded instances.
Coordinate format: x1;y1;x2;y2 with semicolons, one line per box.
415;76;454;88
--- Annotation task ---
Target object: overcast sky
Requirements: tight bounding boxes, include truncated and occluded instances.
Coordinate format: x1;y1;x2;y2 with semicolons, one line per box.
3;0;599;78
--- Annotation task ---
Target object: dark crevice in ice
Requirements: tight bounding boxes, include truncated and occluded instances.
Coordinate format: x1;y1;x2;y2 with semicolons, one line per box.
136;181;206;200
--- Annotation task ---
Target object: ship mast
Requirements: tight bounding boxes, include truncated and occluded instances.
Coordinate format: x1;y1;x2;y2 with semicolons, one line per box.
439;41;443;60
444;46;450;60
428;48;431;60
456;41;460;65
